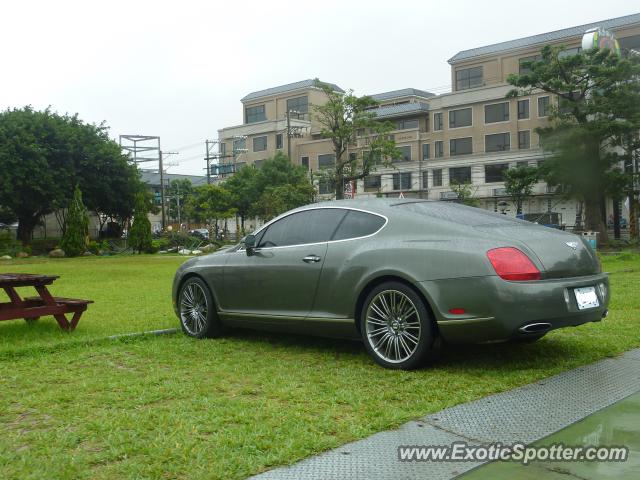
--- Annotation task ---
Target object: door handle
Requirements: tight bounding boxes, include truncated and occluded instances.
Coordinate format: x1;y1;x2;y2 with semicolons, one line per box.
302;254;322;263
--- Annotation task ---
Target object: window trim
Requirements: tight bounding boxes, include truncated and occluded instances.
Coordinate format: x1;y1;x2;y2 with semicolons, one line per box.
433;112;444;131
253;135;268;152
517;99;530;120
484;132;511;153
484;101;510;125
238;206;389;251
518;129;531;150
537;95;551;118
449;136;474;156
448;107;473;129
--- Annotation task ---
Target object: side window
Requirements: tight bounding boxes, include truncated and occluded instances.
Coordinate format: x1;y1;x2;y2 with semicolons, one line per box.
257;209;346;248
332;210;386;241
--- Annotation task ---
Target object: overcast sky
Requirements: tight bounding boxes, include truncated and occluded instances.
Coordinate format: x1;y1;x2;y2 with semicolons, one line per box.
1;1;636;175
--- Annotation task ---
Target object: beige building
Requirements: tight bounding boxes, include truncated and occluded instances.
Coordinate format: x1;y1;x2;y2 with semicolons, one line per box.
217;13;640;229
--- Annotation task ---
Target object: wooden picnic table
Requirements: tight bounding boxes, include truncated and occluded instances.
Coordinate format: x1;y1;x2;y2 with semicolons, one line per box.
0;273;92;331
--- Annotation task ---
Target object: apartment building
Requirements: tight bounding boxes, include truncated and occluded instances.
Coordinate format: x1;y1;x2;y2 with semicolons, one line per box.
217;13;640;228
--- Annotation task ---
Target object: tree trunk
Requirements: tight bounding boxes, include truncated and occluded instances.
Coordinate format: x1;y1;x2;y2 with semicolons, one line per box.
17;214;40;245
334;174;344;200
630;195;638;240
584;197;608;243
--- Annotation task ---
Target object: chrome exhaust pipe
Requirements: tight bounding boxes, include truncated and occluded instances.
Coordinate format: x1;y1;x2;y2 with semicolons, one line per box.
518;322;552;334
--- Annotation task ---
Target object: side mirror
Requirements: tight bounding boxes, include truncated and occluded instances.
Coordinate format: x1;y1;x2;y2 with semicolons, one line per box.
243;234;256;255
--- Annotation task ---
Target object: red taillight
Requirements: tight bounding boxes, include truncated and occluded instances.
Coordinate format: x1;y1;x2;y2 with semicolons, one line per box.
487;247;541;281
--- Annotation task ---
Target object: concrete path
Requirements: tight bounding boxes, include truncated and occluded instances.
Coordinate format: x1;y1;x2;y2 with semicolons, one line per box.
251;349;640;480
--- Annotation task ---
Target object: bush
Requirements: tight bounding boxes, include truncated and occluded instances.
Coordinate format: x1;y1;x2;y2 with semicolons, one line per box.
61;186;89;257
29;238;61;256
0;229;21;256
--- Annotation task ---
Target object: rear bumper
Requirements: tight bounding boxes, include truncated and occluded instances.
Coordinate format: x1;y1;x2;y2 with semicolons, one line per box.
417;273;609;343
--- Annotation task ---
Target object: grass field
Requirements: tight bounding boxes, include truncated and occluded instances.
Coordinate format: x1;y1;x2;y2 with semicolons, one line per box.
0;253;639;479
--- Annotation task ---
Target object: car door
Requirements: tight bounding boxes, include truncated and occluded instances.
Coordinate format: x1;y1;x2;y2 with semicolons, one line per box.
221;208;347;318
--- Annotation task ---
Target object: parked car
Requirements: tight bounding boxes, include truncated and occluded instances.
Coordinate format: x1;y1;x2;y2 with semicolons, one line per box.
189;228;210;240
172;199;609;369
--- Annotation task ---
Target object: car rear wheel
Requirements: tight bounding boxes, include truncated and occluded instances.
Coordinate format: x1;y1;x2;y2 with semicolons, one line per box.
360;282;440;370
178;277;222;338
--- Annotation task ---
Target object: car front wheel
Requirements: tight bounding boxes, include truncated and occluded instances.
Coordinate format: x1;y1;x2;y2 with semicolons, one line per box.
361;282;440;370
178;277;222;338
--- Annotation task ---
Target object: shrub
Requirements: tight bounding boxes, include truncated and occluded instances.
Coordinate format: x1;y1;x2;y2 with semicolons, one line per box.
0;229;21;256
129;194;153;253
60;186;89;257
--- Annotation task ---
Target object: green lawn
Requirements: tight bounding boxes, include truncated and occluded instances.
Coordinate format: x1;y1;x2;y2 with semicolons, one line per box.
0;254;639;479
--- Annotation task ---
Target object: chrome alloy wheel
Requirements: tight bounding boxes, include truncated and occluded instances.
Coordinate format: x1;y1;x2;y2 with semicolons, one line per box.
180;282;209;336
365;289;422;363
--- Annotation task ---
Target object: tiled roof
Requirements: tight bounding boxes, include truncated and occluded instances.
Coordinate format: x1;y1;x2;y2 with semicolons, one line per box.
241;79;344;102
140;171;208;187
371;102;430;119
369;88;435;101
449;12;640;63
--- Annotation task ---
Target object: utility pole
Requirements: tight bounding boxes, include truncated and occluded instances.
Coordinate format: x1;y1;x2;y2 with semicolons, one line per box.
159;151;178;231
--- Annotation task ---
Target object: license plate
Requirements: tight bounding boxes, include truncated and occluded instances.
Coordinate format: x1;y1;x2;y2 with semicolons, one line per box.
574;286;600;310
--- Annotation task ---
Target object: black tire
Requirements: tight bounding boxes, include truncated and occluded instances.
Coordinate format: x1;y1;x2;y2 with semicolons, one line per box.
360;281;440;370
178;277;222;338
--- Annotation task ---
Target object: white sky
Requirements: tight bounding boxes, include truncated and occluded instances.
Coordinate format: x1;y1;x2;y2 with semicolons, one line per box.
1;0;636;175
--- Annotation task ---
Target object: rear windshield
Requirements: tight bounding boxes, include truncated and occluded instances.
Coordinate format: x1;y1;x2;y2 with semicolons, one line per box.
393;201;527;227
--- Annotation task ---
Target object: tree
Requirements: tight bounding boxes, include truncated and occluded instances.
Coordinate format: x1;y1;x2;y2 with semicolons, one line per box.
185;185;236;236
0;107;145;243
129;194;153;253
312;80;399;199
507;45;640;239
504;165;539;214
450;181;479;207
251;153;315;220
224;165;259;232
60;186;89;257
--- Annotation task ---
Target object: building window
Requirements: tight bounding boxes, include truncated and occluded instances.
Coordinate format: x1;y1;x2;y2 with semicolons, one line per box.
432;169;443;187
318;154;336;169
219;142;227;156
450;137;473;156
434;141;444;158
286;95;308;118
422;170;428;189
485;163;509;183
485;133;510;152
455;66;483;90
364;150;382;165
276;133;283;150
558;47;581;58
253;136;267;152
517;99;529;120
517;161;529;168
245;104;266;124
233;137;246;153
396;118;419;130
394;145;411;162
485;102;509;123
364;175;381;192
235;162;247;170
318;179;334;194
518;130;531;149
254;159;265;169
518;55;541;75
538;96;550;117
434;112;443;131
392;172;412;190
449;107;472;128
301;156;309;169
449;166;471;184
422;143;430;160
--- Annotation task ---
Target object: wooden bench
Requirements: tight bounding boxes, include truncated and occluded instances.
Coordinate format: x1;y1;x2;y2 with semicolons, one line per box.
0;273;93;332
